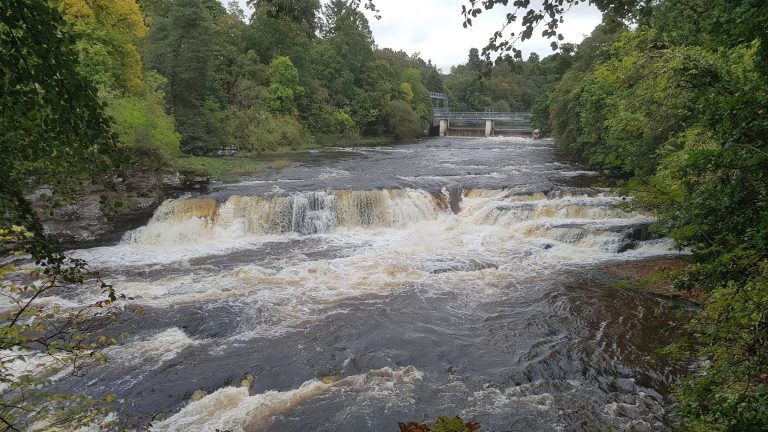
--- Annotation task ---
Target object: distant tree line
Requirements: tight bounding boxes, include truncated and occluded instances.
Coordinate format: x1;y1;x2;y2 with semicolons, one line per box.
445;46;574;113
58;0;453;159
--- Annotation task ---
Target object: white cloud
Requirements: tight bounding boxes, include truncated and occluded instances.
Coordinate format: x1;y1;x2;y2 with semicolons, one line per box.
363;1;602;71
232;1;603;71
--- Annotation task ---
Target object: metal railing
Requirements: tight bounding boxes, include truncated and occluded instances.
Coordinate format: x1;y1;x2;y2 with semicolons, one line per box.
433;109;532;122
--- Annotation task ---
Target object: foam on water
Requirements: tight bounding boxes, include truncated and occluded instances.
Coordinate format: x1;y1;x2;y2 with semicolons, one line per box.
152;366;423;432
461;380;669;432
75;189;665;266
105;327;201;369
121;189;441;247
95;328;203;392
65;189;681;331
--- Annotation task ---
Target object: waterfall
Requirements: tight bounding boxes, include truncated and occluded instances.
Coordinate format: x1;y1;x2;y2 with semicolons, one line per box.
122;188;656;252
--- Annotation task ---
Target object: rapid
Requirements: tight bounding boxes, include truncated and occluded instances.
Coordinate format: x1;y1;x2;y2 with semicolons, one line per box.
59;137;690;431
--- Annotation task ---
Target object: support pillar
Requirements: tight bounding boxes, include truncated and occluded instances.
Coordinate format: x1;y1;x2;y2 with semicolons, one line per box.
484;119;494;137
439;119;449;137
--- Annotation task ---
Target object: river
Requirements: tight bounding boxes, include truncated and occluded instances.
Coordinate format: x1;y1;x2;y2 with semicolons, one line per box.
62;136;689;431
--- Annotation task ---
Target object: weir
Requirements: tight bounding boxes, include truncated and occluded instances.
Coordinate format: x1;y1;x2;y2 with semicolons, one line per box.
122;187;654;254
429;93;533;137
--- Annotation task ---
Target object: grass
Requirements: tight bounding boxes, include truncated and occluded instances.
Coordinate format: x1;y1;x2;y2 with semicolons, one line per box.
237;142;318;158
315;133;405;148
167;132;408;182
270;159;291;170
172;156;262;182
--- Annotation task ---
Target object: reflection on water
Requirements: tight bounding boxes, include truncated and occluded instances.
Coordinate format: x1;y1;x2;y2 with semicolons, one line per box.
52;137;689;431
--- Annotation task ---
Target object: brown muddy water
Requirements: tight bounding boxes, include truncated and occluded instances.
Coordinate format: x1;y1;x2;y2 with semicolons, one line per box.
57;137;691;431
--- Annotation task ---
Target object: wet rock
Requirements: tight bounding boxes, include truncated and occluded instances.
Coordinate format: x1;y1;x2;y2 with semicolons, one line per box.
320;375;340;384
615;378;636;392
625;225;656;242
617;241;639;253
239;374;254;389
189;389;207;402
35;170;208;246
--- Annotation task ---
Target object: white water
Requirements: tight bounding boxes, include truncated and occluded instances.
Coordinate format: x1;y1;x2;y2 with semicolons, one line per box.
153;366;423;432
67;188;679;342
77;189;664;265
54;139;688;431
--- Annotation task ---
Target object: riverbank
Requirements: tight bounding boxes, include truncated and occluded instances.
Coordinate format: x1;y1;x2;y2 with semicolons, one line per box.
40;135;419;246
600;257;703;304
37;170;209;247
173;135;415;182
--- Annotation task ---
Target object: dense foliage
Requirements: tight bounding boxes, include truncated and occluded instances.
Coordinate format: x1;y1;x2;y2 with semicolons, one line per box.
139;0;440;155
445;47;574;113
1;0;126;428
515;1;768;430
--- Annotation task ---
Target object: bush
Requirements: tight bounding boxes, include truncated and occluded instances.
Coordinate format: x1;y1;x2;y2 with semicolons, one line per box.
543;13;768;432
105;71;181;166
258;115;314;151
382;100;422;140
491;99;511;112
675;263;768;431
267;83;296;114
331;109;355;134
221;110;313;153
267;56;304;114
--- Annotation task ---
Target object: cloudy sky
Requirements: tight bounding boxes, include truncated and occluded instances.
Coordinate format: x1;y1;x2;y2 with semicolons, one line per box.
236;1;603;72
362;1;602;71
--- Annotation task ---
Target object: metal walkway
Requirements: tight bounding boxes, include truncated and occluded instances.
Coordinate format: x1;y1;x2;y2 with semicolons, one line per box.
433;109;532;122
429;92;531;121
429;92;533;136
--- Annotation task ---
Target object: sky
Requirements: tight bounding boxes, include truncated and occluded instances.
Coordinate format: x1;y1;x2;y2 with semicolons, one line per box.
361;1;602;71
236;1;603;72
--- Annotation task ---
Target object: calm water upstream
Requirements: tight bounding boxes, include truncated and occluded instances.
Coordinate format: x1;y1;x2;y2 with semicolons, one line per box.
62;137;689;431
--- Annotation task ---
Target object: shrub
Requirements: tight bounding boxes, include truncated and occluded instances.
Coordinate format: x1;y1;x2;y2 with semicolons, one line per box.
331;109;355;134
105;71;181;166
382;100;422;140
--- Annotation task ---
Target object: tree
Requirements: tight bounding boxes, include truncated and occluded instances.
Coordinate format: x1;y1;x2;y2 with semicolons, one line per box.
467;47;483;72
244;11;312;68
227;0;247;21
105;72;182;167
321;0;348;35
383;100;422;140
1;0;126;428
529;2;768;429
57;0;182;165
322;0;374;79
57;0;148;92
249;0;320;36
267;56;303;113
350;59;395;134
401;68;432;121
145;0;223;153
